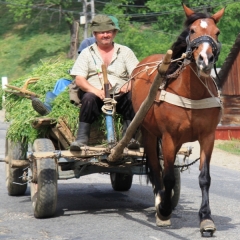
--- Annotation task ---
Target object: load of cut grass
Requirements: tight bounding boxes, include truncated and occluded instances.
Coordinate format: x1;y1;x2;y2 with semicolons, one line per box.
3;58;122;147
4;58;78;145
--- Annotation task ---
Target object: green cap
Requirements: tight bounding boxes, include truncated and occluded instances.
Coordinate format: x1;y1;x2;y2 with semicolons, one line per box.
108;16;121;31
91;15;120;32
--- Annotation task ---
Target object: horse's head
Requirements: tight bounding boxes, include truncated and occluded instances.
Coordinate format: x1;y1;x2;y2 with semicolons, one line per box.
183;4;225;77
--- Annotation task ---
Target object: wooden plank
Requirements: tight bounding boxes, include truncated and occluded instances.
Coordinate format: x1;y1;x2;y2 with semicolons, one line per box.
237;53;240;94
221;51;240;95
56;119;75;144
28;146;190;159
223;108;240;115
221;114;240;125
51;127;69;149
215;126;240;140
222;95;240;100
32;117;56;129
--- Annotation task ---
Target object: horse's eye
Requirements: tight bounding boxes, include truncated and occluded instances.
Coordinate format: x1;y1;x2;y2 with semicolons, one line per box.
190;29;195;35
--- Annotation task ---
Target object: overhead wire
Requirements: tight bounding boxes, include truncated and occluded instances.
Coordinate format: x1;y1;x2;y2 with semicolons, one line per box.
0;0;238;47
0;0;239;18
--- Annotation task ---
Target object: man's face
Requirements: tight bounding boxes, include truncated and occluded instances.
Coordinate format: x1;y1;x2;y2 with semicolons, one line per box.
94;30;117;46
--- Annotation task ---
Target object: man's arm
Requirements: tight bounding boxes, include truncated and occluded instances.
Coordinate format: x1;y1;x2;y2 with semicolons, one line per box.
75;75;105;100
120;47;139;93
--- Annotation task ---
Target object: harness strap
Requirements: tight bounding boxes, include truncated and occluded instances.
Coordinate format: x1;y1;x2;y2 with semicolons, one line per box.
157;90;222;109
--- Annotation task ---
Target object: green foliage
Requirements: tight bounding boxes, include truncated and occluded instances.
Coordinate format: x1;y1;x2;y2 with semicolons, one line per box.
1;0;240;78
116;22;172;60
5;0;76;24
0;4;70;81
217;2;240;66
142;0;240;66
4;59;75;145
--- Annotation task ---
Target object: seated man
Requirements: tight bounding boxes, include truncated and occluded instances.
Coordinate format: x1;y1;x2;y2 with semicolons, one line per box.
30;37;95;116
70;14;139;151
31;16;119;116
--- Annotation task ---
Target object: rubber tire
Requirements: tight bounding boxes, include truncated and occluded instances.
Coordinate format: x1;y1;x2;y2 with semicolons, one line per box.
5;139;28;196
31;138;58;218
110;173;133;191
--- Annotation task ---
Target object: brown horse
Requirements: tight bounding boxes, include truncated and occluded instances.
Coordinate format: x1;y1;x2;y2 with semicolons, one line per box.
131;4;225;236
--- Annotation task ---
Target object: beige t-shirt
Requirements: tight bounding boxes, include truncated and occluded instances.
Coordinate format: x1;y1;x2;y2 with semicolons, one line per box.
70;43;139;91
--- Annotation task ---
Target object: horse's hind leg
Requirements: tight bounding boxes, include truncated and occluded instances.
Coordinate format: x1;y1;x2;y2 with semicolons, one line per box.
157;136;178;221
142;128;170;226
199;136;216;236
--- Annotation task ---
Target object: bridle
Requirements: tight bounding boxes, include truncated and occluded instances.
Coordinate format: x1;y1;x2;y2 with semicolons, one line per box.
185;34;222;63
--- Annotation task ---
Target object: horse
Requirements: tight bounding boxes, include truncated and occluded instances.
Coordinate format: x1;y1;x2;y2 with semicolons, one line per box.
131;4;225;236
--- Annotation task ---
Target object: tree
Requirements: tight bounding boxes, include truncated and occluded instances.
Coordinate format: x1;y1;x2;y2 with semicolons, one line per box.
5;0;81;59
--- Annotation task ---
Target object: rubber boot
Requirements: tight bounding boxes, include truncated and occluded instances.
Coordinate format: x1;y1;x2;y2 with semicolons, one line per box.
122;120;140;149
31;91;56;116
31;98;51;116
70;122;91;151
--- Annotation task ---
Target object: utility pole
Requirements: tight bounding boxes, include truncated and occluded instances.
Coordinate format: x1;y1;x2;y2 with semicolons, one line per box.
79;0;95;39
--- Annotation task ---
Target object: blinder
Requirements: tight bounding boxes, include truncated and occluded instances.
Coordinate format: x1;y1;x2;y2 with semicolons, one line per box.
186;35;221;62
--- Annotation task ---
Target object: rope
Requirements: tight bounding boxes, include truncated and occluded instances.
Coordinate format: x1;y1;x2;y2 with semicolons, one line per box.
101;98;117;116
189;65;222;107
129;53;188;82
174;157;200;172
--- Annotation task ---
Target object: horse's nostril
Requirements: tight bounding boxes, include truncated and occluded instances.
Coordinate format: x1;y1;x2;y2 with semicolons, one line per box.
199;55;204;62
209;55;214;63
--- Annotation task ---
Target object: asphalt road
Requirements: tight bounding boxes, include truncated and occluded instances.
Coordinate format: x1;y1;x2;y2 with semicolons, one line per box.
0;110;240;240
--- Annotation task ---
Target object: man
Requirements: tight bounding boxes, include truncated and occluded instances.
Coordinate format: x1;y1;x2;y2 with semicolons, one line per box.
70;14;139;151
31;37;95;116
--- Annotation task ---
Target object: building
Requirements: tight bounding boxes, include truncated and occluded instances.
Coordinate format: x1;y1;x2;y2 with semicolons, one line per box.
215;33;240;139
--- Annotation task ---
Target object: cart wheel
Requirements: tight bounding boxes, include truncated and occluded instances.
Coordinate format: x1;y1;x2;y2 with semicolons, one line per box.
31;138;58;218
171;156;181;210
110;173;133;191
5;139;28;196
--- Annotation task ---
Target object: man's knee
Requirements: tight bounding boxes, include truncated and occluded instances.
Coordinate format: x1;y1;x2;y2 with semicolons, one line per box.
81;92;99;104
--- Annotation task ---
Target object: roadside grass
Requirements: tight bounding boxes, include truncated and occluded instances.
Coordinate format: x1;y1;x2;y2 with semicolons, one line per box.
0;5;70;82
216;139;240;156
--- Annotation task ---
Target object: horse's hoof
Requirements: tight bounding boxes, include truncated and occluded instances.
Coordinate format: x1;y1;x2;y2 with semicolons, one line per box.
155;213;171;227
200;219;216;237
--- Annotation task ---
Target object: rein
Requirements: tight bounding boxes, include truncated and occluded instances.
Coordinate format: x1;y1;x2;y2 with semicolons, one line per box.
130;53;188;81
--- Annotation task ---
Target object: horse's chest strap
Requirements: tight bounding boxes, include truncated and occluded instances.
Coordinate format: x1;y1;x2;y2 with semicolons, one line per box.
156;90;222;109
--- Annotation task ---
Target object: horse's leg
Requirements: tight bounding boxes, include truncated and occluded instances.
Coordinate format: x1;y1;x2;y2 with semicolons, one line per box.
141;128;169;226
157;135;178;222
198;135;216;236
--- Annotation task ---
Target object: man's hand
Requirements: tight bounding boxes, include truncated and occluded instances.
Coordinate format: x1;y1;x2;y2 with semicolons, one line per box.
93;89;105;100
75;75;105;100
120;81;131;94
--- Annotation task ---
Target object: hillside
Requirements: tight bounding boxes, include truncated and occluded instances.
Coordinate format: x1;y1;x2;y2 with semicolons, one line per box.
0;5;70;82
0;3;239;83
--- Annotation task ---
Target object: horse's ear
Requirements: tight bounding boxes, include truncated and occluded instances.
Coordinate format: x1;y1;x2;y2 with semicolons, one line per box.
211;7;225;23
182;4;195;17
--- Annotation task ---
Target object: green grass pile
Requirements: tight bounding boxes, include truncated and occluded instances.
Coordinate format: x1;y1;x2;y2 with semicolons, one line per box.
4;58;78;145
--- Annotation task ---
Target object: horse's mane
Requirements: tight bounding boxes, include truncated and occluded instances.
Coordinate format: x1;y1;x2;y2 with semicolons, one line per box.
167;12;215;75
